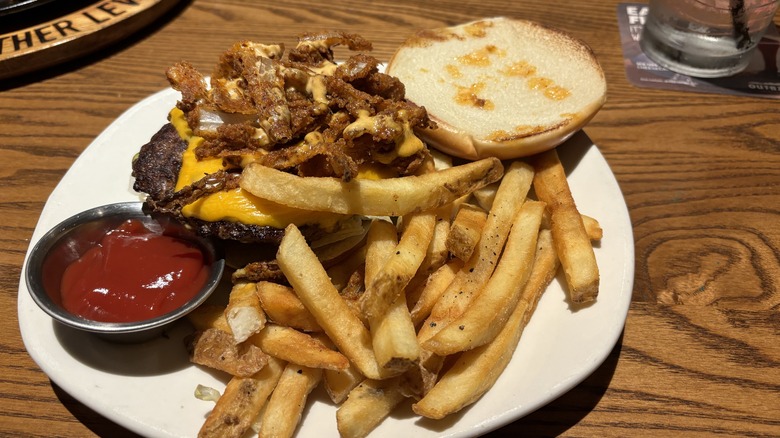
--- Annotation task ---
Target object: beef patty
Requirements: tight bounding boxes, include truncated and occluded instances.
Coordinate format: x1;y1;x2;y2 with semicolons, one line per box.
132;123;331;244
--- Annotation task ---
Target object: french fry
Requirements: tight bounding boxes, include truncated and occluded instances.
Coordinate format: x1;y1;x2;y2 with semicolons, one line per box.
258;364;322;438
371;291;419;372
198;356;286;438
311;216;369;254
277;224;386;380
324;364;364;404
256;281;322;332
582;214;603;241
408;259;462;328
532;149;599;303
187;328;268;377
362;218;420;372
412;229;559;419
363;219;398;284
472;181;499;211
313;334;365;404
542;212;603;242
188;304;231;332
239;157;504;216
336;378;407;438
399;347;446;400
423;200;545;355
360;212;436;319
249;324;350;371
313;229;369;263
419;161;534;344
405;216;450;307
339;267;368;325
445;203;488;261
426;216;451;269
326;243;368;292
430;146;453;171
225;282;266;343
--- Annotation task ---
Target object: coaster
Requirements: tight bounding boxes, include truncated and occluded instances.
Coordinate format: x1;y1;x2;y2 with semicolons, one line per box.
617;2;780;99
0;0;182;80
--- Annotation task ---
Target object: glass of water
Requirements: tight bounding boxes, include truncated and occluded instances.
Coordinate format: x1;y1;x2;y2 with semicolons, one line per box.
640;0;779;78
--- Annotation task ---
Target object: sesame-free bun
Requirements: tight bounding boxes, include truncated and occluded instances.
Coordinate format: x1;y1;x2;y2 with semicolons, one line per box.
386;17;606;160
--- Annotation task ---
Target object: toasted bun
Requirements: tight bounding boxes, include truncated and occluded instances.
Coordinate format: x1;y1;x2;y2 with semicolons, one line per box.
387;17;606;159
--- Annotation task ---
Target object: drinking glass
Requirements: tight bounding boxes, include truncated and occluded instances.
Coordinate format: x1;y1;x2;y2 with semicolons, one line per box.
640;0;780;77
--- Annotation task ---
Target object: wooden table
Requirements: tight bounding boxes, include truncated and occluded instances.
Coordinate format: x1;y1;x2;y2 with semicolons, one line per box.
1;0;778;436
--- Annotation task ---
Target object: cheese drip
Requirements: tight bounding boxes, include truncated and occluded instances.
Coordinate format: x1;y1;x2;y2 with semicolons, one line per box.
170;108;345;229
343;109;425;164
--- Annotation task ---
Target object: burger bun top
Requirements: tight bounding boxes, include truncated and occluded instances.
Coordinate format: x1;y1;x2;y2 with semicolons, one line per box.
386;17;607;160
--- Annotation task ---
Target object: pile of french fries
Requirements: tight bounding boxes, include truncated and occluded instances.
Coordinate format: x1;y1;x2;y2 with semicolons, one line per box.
186;148;601;438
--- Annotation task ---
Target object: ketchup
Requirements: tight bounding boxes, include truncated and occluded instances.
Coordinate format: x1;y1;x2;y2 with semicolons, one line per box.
60;219;209;323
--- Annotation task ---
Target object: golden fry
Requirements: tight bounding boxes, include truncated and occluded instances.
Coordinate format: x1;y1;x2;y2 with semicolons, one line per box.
188;304;231;332
198;356;285;438
371;291;419;372
582;214;603;241
277;224;386;380
324;364;364;405
360;212;436;319
326;243;368;292
336;378;407;438
358;219;416;371
363;219;398;284
445;203;487;261
532;149;599;303
362;218;420;371
256;281;322;332
419;161;534;343
258;364;322;438
239;157;503;216
187;328;268;377
249;324;350;371
408;259;461;328
413;229;559;419
426;216;452;270
405;216;450;307
225;282;266;343
424;200;545;355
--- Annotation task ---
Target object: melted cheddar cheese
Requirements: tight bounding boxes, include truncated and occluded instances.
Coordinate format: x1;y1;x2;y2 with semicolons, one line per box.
170;108;345;228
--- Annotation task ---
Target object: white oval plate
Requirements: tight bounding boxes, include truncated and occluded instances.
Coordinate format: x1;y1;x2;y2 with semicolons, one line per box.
18;86;634;438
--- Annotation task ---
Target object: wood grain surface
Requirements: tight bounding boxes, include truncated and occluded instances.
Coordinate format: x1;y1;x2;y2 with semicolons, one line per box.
1;0;779;436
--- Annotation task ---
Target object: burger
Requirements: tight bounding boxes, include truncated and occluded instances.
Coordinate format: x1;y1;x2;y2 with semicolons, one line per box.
132;32;435;252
